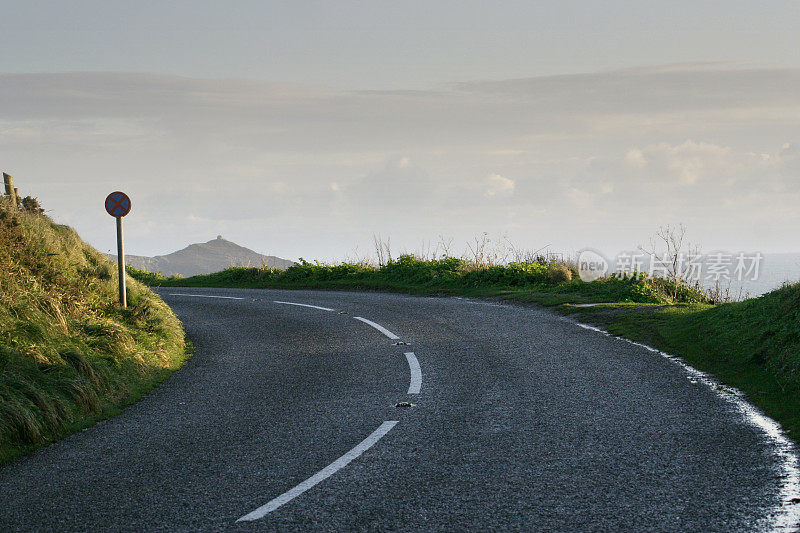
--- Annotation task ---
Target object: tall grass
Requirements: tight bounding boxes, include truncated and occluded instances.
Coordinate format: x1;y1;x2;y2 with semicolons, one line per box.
0;197;187;462
131;251;709;305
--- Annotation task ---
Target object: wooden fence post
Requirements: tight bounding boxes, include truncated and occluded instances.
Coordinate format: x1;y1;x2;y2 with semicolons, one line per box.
3;173;18;209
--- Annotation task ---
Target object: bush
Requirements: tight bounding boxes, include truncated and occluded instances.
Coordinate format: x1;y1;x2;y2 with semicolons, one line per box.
381;255;465;283
127;249;709;305
546;263;572;283
125;265;167;285
20;196;45;215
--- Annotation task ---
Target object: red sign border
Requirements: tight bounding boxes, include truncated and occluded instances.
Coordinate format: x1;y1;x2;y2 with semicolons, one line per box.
105;191;131;217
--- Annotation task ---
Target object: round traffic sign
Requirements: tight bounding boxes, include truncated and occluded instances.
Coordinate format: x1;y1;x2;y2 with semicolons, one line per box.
105;191;131;217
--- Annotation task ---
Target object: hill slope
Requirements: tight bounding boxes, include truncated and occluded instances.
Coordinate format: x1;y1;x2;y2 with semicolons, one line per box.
0;197;187;462
113;236;294;277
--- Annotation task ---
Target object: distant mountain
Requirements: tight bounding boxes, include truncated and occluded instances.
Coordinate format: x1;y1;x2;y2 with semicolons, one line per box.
111;236;295;277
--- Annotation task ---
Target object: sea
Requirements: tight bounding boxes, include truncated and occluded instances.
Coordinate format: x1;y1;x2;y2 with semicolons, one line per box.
602;252;800;300
723;253;800;298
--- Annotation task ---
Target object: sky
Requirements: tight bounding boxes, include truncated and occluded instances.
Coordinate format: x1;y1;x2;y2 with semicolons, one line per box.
1;1;799;261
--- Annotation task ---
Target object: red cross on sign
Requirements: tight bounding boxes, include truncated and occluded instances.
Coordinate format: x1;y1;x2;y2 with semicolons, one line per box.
105;191;131;217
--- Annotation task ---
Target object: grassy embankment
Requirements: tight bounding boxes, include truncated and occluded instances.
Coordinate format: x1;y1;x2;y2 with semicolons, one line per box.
0;198;187;463
131;256;800;441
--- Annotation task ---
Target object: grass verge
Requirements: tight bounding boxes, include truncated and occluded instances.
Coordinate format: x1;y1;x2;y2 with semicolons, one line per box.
0;198;188;463
131;255;707;305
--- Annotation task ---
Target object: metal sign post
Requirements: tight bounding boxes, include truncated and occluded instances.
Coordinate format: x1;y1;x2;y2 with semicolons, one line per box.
105;192;132;308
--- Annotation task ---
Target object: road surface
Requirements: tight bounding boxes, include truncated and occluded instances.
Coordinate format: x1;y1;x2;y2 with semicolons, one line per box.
1;288;798;531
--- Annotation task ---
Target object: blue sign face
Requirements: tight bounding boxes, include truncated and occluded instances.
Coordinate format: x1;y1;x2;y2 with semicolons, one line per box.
105;191;131;217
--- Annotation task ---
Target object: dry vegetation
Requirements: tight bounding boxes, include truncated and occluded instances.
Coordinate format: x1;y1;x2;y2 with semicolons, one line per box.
0;197;186;461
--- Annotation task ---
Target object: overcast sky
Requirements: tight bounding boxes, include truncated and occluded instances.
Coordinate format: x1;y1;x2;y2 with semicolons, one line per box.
1;1;799;260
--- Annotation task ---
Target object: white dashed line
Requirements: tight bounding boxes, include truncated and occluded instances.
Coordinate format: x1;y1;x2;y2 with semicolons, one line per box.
353;317;400;340
274;301;335;312
404;352;422;394
167;294;245;300
236;421;399;522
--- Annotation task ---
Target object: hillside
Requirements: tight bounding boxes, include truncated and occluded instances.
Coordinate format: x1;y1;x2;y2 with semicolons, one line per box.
112;236;295;277
0;197;187;462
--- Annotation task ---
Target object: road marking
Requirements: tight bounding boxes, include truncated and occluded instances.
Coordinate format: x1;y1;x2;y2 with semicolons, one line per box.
404;352;422;394
236;421;399;522
353;317;400;340
167;293;244;300
274;301;335;312
573;319;800;529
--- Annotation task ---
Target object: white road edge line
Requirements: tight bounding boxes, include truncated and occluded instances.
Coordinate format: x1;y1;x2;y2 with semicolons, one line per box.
353;317;400;340
573;320;800;531
236;421;399;522
274;301;335;312
167;293;245;300
404;352;422;394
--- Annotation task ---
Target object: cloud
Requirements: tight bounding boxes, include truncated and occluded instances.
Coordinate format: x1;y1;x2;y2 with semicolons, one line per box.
623;140;736;185
346;157;436;206
566;187;593;208
224;164;265;178
452;64;800;115
623;148;647;169
2;65;799;154
776;142;800;177
268;182;288;193
485;173;515;197
2;67;800;256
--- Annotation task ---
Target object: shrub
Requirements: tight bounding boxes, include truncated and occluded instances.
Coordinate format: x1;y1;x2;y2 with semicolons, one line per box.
20;196;45;215
128;249;708;305
546;263;572;283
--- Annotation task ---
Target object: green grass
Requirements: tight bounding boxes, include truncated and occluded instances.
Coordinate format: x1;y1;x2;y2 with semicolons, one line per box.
0;198;188;463
130;255;800;442
130;255;708;305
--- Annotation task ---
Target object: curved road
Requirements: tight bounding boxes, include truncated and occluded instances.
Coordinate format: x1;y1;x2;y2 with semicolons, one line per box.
1;288;798;531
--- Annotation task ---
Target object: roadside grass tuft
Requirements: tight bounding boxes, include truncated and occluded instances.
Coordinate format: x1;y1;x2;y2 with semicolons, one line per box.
0;197;187;463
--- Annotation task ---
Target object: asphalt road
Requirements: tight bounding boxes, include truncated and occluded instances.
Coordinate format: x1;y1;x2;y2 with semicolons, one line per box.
1;288;798;531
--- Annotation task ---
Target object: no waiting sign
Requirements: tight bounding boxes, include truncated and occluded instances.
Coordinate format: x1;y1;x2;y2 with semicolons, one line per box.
105;191;131;217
